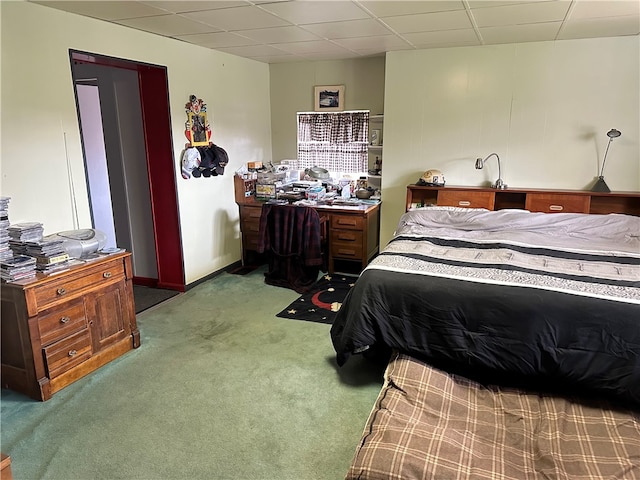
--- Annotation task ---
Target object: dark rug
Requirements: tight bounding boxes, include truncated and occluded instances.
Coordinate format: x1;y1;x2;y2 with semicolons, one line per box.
276;274;359;324
133;285;180;314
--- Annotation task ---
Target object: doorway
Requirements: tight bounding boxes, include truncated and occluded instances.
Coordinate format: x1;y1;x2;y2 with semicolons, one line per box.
70;50;185;292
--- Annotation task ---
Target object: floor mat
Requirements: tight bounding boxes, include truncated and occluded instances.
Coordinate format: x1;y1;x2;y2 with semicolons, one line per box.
133;285;180;313
276;273;358;324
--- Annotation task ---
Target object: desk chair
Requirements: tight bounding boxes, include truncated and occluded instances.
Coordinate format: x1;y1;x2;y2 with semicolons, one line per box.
257;204;327;293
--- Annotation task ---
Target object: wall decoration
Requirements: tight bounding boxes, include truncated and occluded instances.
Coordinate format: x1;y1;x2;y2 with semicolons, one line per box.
314;85;345;112
184;94;211;147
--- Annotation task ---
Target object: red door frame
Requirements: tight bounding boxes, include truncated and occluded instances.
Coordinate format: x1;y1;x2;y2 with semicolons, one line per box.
70;50;185;291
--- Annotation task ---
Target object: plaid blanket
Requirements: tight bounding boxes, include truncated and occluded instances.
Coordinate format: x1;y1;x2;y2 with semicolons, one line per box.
348;352;640;480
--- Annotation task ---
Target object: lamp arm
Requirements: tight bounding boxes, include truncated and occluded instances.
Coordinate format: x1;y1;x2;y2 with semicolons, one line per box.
483;153;501;180
599;138;612;177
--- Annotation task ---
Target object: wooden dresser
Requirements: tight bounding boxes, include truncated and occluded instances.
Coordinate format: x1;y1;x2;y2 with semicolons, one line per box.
234;175;381;273
1;252;140;401
406;185;640;215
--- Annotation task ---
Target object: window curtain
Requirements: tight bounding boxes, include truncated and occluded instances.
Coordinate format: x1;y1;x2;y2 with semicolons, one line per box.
297;111;369;173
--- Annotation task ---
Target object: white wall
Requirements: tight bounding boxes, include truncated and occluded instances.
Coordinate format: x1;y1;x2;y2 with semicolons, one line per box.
0;1;272;284
380;36;640;246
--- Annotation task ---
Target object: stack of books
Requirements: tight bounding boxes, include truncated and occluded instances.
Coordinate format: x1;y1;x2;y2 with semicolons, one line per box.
0;197;11;263
25;238;71;274
0;254;37;282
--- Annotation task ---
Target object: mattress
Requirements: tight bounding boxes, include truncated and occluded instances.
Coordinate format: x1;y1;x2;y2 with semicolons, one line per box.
347;352;640;480
331;208;640;405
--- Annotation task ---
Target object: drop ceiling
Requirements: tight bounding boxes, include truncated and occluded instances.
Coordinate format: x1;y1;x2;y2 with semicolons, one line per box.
31;0;640;63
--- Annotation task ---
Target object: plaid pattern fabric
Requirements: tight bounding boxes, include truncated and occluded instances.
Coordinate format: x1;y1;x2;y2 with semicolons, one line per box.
348;352;640;480
297;111;368;172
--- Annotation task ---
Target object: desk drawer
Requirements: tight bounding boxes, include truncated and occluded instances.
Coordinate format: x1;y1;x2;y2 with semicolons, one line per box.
331;230;364;259
44;329;92;379
331;214;363;230
241;219;260;234
38;298;87;346
525;194;589;213
243;233;260;251
437;190;495;209
33;259;125;311
241;206;263;220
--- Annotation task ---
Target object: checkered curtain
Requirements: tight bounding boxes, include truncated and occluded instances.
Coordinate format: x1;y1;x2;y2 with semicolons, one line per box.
297;111;369;172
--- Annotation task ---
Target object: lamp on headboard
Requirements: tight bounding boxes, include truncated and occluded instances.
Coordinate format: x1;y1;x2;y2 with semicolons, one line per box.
591;128;621;193
475;152;507;189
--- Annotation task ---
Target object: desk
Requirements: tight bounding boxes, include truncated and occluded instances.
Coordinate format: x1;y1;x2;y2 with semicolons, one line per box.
235;175;381;274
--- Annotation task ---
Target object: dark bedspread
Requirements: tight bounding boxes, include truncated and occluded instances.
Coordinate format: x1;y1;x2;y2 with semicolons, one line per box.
331;208;640;406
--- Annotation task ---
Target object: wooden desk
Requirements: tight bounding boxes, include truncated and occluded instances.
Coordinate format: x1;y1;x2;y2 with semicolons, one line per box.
406;185;640;215
1;453;12;480
234;175;381;273
1;252;140;401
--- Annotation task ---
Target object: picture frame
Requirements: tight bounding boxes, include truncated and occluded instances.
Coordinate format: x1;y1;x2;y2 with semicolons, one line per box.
314;85;345;112
187;111;209;147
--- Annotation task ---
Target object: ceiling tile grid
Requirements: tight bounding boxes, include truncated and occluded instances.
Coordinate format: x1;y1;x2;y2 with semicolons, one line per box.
30;0;640;63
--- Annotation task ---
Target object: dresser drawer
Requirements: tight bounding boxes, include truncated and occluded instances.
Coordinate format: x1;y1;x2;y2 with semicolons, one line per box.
331;214;364;230
331;243;364;259
437;190;495;209
331;230;363;245
43;329;92;379
525;194;590;213
33;259;125;311
241;219;260;234
38;298;87;346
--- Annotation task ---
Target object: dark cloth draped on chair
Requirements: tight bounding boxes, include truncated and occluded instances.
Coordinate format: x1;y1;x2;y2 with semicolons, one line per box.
257;204;324;293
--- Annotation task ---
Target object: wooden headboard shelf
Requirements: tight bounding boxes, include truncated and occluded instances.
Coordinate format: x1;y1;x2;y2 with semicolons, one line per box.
406;185;640;216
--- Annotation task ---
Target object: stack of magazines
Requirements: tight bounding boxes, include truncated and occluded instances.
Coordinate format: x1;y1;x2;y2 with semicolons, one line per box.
0;254;36;282
25;238;71;274
0;197;11;263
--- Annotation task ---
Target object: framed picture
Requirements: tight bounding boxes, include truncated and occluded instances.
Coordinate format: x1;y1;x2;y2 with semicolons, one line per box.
187;111;209;147
314;85;345;112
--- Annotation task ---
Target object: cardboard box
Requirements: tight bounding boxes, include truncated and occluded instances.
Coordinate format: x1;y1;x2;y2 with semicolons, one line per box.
256;184;276;199
247;161;263;170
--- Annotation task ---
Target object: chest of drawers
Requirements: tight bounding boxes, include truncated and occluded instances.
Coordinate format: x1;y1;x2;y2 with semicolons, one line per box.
1;252;140;401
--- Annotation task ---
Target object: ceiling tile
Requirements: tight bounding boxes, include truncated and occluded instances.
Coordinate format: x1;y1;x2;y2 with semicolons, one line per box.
239;25;321;43
359;1;465;18
115;14;218;36
32;0;168;20
479;21;562;44
558;15;640;39
174;31;258;48
332;35;413;52
273;39;355;54
468;1;551;8
182;5;290;30
382;10;474;33
142;1;251;14
471;1;572;27
403;28;481;47
303;18;394;39
570;0;640;19
259;1;371;25
215;44;292;57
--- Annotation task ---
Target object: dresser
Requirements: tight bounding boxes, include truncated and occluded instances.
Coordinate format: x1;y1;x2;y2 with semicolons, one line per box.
234;175;381;274
406;185;640;215
1;252;140;401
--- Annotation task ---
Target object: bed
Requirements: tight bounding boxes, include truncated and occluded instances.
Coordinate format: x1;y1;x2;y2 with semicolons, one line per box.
331;207;640;479
348;351;640;480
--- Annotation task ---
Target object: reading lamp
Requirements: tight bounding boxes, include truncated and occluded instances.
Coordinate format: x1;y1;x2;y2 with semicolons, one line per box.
591;128;621;193
475;152;507;189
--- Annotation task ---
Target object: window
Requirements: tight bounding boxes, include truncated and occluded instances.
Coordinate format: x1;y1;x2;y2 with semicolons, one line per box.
296;110;369;173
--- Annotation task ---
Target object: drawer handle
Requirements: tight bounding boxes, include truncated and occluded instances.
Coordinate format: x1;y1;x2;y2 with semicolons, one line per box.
337;234;356;241
60;316;70;324
68;349;77;357
56;288;66;296
458;201;471;206
103;271;112;278
337;220;357;226
549;205;564;211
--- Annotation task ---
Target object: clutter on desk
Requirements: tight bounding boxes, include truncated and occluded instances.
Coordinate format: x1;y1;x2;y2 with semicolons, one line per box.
235;160;381;206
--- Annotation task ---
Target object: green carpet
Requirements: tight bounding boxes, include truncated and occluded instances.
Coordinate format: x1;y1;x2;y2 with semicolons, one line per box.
0;267;384;480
